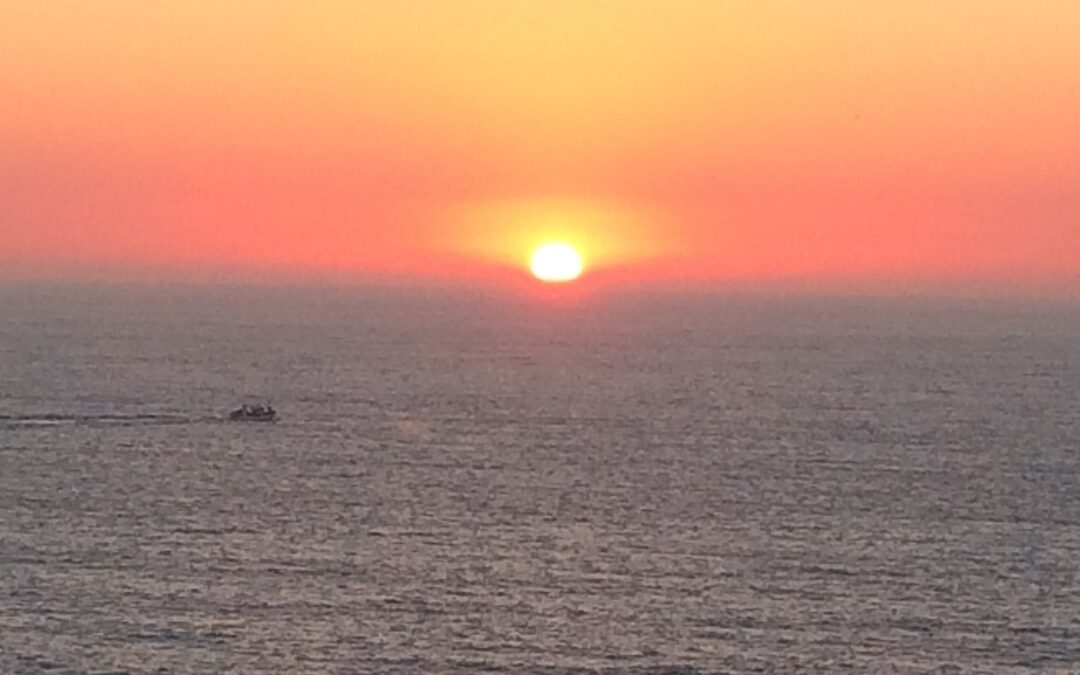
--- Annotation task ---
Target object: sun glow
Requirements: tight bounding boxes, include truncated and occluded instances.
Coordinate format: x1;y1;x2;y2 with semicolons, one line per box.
530;243;584;283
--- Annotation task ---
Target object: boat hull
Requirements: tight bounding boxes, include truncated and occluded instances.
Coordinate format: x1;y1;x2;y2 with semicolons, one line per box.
229;409;276;422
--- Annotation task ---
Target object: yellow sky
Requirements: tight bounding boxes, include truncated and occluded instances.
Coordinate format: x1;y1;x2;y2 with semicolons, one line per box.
3;1;1079;289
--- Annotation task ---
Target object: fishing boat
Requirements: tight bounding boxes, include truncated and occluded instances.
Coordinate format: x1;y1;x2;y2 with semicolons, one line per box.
229;403;276;422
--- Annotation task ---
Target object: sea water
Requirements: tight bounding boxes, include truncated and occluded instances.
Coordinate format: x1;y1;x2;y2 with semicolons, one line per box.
2;283;1079;674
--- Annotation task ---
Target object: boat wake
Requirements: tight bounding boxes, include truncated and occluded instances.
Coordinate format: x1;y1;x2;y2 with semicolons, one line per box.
0;413;222;428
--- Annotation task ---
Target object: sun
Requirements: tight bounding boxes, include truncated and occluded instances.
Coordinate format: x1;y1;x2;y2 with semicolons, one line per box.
530;243;584;283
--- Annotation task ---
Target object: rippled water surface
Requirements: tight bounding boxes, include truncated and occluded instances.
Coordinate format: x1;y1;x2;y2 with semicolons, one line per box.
2;284;1080;674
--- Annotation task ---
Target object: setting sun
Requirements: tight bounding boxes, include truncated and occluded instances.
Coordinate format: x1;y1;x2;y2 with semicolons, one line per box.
530;243;584;283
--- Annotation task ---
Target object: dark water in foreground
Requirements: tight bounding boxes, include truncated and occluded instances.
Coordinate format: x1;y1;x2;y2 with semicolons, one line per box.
2;284;1080;674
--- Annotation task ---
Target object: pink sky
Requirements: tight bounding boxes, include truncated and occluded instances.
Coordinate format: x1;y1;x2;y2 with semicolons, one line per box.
2;2;1079;293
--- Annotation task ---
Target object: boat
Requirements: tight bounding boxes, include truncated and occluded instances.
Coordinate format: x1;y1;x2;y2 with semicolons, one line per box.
229;403;277;421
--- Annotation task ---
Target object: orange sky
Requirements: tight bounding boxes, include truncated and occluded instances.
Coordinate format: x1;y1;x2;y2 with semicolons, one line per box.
2;1;1079;291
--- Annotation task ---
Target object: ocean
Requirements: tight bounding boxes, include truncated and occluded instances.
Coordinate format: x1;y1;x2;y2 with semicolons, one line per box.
2;283;1079;674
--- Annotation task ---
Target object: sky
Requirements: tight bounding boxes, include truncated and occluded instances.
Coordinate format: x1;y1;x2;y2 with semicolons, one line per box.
2;1;1079;292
